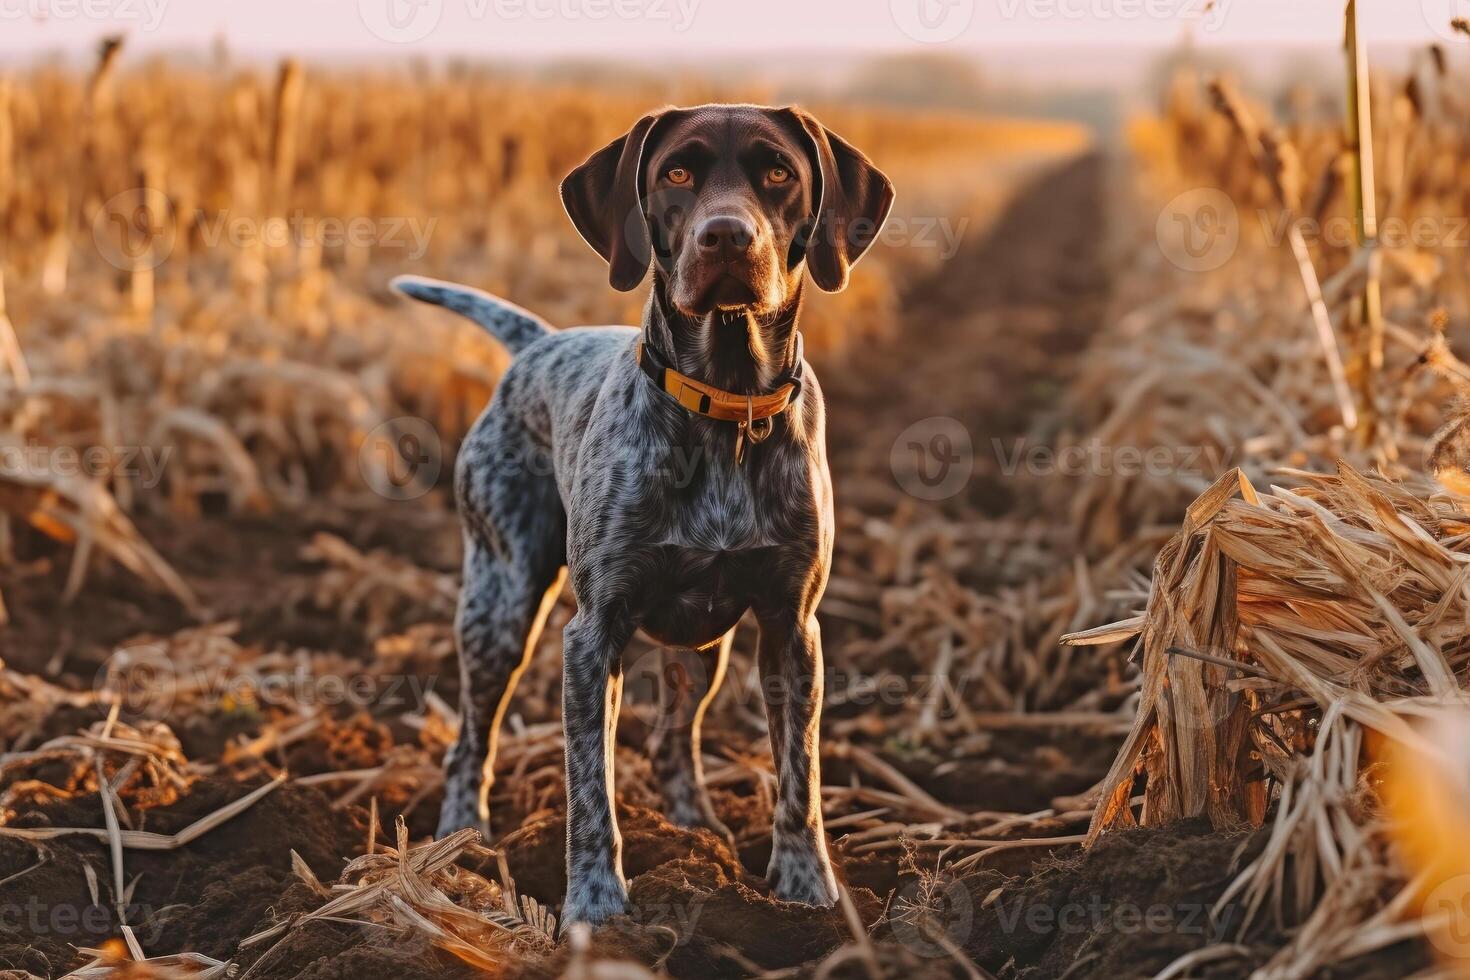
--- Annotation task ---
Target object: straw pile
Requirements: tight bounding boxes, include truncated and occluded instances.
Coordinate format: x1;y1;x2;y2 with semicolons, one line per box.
239;820;556;975
1052;29;1470;974
1063;459;1470;974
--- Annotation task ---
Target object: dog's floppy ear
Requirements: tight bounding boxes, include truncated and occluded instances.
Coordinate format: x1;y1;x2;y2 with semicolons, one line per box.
560;111;670;292
784;107;895;293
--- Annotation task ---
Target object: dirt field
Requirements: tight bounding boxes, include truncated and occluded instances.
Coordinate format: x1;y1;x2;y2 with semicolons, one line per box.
0;122;1438;978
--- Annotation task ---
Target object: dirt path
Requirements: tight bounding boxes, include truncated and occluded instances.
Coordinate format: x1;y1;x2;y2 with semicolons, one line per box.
823;151;1109;521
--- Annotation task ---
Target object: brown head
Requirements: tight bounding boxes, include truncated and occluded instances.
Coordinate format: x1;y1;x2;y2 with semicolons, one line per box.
560;104;894;321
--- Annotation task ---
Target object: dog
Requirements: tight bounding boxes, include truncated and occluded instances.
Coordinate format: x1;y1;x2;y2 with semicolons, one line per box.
393;103;893;927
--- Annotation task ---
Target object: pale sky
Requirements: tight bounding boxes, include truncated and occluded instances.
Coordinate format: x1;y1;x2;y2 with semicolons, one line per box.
0;0;1464;56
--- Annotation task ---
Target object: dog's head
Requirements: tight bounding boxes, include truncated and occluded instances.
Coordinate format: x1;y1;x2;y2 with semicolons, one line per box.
560;104;894;318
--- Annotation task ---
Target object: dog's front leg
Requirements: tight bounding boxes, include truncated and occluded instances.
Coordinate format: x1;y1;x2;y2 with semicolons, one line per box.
560;611;634;927
756;610;838;907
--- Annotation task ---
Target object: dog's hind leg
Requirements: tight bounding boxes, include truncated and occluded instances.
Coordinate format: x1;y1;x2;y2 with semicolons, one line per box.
647;635;736;851
437;539;565;839
437;403;566;840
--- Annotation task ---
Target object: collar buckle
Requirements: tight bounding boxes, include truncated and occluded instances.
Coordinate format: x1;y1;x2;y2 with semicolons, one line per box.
734;396;777;465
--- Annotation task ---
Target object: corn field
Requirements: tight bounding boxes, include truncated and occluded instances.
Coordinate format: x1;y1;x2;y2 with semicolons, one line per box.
3;11;1470;980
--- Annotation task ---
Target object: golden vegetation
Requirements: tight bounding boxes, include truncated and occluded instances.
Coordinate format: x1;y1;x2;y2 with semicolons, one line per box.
0;51;1087;582
1060;25;1470;975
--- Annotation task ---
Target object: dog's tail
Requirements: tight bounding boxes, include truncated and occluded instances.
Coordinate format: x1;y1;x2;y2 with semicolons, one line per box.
391;275;554;357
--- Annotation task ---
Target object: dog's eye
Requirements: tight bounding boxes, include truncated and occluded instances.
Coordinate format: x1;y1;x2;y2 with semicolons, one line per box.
665;167;691;185
767;166;791;185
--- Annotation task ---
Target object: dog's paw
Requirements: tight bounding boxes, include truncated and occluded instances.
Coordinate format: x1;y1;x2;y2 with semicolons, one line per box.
767;845;838;908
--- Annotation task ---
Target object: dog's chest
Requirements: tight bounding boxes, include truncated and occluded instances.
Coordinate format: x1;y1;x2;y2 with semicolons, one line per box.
637;544;766;648
652;448;811;552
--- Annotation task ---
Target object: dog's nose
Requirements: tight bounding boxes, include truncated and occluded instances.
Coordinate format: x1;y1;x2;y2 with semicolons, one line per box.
695;215;755;261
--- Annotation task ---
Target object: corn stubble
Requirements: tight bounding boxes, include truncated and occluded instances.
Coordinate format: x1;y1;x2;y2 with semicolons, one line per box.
11;8;1470;975
1062;18;1470;975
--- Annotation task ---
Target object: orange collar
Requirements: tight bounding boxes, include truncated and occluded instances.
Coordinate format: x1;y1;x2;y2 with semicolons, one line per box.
635;339;802;424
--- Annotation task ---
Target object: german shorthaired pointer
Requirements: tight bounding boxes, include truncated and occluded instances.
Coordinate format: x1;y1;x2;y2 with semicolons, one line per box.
394;103;893;927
